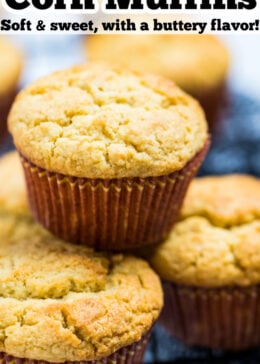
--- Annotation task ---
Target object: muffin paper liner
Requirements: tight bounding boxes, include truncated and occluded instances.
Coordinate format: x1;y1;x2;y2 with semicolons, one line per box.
20;138;209;250
0;331;150;364
160;281;260;351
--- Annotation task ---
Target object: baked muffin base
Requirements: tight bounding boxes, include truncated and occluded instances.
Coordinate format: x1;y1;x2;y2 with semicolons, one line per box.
19;138;209;250
160;281;260;351
0;331;150;364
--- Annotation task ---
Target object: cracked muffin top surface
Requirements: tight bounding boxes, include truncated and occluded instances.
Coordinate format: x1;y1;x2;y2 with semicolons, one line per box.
0;153;162;362
8;63;208;179
87;35;229;97
147;175;260;287
0;37;22;97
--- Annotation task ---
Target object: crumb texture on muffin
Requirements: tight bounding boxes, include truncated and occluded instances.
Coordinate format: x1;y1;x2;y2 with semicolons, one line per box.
148;175;260;287
87;35;229;97
181;174;260;226
0;215;162;362
0;37;22;97
8;63;208;179
0;152;162;362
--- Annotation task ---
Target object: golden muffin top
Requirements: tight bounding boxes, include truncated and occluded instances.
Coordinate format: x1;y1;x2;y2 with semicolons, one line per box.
0;153;162;362
148;175;260;288
8;63;208;179
0;215;162;362
87;35;229;97
0;37;22;97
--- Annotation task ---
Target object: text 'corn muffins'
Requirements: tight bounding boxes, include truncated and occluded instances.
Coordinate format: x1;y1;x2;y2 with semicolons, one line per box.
8;63;209;250
147;175;260;350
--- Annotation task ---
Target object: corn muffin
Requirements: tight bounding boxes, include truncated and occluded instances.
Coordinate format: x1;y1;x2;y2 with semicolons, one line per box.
0;151;28;216
0;151;163;364
0;37;22;140
147;175;260;350
86;34;229;126
8;63;209;250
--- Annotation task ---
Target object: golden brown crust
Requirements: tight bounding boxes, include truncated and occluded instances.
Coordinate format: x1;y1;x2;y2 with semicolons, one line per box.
181;175;260;226
86;35;229;97
0;153;162;362
0;214;162;362
148;175;260;287
8;63;208;179
0;37;22;97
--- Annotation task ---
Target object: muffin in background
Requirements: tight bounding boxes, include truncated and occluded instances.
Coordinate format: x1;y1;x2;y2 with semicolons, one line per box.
0;151;163;364
0;37;22;140
8;63;209;250
146;175;260;350
86;34;229;126
0;151;29;216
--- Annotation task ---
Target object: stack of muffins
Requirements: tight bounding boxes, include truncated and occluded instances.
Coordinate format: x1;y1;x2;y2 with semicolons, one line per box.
0;153;162;362
3;62;209;363
1;48;259;364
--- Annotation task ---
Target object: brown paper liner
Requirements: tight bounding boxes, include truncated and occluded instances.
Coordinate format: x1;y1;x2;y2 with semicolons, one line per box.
20;138;209;250
160;281;260;351
0;331;150;364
